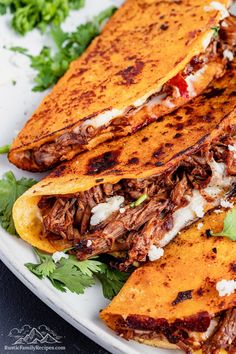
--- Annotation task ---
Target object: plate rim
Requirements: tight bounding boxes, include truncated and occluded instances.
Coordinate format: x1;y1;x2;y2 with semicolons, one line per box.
0;235;142;354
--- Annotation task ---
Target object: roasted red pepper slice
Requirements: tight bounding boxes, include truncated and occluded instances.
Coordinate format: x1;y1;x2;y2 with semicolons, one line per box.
168;74;189;98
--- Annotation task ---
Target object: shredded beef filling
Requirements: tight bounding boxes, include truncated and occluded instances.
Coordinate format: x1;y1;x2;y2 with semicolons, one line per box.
202;308;236;353
20;15;236;170
116;308;236;354
38;129;236;268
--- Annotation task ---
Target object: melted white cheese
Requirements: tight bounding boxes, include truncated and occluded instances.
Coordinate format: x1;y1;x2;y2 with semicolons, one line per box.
160;160;236;247
204;2;229;20
202;31;214;50
228;143;236;158
228;144;236;152
75;33;214;131
147;93;167;109
79;108;124;130
185;66;207;97
148;65;208;111
90;196;124;226
133;86;162;108
190;318;219;343
160;190;206;247
216;279;236;297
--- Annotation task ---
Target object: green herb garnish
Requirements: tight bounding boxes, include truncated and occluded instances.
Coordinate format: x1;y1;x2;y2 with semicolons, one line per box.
0;171;37;235
97;264;130;300
0;0;85;35
130;194;148;208
0;2;7;15
25;249;129;299
0;144;11;154
10;5;117;91
211;208;236;241
211;26;220;38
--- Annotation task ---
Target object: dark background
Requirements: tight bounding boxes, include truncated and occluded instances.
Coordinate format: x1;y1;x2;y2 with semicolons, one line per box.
0;261;110;354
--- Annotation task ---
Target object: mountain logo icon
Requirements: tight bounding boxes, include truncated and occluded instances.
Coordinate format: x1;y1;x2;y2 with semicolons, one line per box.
8;325;62;345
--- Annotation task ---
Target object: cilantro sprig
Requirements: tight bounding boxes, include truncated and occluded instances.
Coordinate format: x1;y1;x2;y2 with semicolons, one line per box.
0;171;37;235
26;249;130;299
0;0;85;35
10;5;117;91
211;208;236;241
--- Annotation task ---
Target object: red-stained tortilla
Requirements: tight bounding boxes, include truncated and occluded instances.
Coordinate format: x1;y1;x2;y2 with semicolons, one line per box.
100;204;236;352
12;62;236;253
9;0;231;171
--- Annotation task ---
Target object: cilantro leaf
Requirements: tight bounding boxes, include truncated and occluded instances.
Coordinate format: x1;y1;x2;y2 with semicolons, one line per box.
49;277;67;292
49;259;95;294
68;0;85;10
36;258;56;277
1;0;85;35
0;3;7;15
0;144;10;154
25;263;44;278
0;171;37;235
211;26;220;38
10;46;29;55
25;248;130;299
211;208;236;241
97;264;130;300
30;47;69;91
65;255;103;277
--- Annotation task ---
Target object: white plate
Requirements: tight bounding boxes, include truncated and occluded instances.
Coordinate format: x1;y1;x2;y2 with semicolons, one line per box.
0;1;189;353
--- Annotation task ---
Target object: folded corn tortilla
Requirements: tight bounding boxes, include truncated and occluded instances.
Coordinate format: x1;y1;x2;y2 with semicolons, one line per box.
100;203;236;353
9;0;234;171
12;62;236;271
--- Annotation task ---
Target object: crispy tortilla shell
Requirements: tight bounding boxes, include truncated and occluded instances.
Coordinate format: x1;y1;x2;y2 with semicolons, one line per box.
9;0;230;170
100;204;236;334
13;63;236;253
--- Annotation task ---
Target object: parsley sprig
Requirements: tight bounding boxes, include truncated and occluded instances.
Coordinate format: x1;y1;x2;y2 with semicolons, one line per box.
10;5;117;91
26;249;130;299
211;208;236;241
0;171;37;235
0;0;85;35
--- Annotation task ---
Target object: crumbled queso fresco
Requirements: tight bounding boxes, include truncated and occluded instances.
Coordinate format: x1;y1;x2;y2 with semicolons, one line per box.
197;222;204;230
223;49;234;61
90;196;125;226
148;246;164;261
52;251;69;263
216;279;236;297
220;199;234;209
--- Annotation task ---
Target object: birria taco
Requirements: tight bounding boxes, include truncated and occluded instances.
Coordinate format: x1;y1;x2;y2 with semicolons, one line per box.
13;62;236;269
100;203;236;353
9;0;235;171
